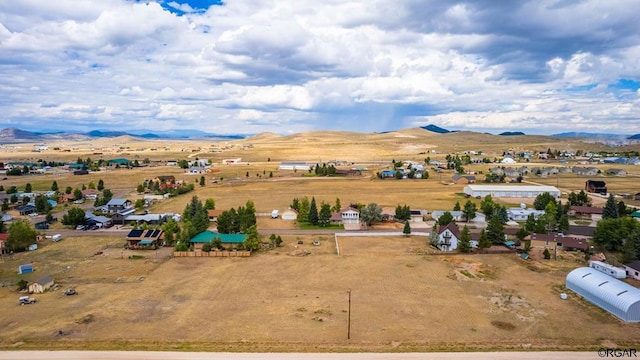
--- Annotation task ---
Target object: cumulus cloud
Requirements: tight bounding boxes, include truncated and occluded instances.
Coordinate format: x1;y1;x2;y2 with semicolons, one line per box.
0;0;638;134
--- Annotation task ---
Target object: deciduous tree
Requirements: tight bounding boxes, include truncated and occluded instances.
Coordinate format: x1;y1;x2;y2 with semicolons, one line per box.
6;219;37;252
360;203;382;227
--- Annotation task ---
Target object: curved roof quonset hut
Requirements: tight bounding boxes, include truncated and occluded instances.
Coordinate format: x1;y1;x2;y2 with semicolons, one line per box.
566;267;640;322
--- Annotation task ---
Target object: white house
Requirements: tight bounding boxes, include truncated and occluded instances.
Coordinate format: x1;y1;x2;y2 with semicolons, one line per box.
507;204;545;221
431;211;485;223
437;223;460;252
341;208;360;224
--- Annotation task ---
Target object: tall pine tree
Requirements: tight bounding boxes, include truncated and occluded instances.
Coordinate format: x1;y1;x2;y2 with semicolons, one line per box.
308;197;319;225
603;194;619;219
458;226;472;253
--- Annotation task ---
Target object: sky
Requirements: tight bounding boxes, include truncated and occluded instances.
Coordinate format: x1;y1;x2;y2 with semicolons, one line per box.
0;0;639;136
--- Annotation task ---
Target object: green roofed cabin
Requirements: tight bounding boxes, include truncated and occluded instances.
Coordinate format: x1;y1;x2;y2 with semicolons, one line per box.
190;230;246;249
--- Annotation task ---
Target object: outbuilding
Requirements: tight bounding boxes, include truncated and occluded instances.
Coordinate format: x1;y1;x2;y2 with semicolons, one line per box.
463;185;561;199
566;267;640;322
281;208;298;221
589;261;627;279
29;275;54;294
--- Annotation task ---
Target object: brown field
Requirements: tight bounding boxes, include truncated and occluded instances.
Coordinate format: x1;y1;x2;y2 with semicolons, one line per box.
0;129;640;351
1;235;639;352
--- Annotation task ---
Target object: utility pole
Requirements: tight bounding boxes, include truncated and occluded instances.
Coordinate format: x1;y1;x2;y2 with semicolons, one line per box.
347;288;351;340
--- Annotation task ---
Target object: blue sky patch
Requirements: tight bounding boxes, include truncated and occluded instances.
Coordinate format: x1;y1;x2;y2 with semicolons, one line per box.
608;79;640;92
159;0;223;15
565;83;597;92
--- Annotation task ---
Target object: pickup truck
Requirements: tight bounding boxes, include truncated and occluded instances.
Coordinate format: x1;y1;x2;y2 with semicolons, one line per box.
19;296;36;305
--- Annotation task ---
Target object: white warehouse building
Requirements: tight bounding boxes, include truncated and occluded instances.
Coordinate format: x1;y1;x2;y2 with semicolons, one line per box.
566;267;640;322
463;185;561;199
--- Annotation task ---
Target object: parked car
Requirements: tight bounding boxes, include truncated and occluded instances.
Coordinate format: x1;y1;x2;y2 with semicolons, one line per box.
75;225;86;230
19;296;36;305
312;241;320;246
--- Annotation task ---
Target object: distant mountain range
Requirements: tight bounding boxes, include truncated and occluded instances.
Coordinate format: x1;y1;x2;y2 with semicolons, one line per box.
552;132;639;139
0;128;246;141
0;126;638;142
499;131;525;136
420;124;451;134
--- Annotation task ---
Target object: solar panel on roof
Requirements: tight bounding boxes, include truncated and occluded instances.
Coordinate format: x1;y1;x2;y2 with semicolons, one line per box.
128;229;144;237
151;229;161;237
144;230;154;237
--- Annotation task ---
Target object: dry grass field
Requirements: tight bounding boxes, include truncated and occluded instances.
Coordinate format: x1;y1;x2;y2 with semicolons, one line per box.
0;129;639;351
1;235;639;352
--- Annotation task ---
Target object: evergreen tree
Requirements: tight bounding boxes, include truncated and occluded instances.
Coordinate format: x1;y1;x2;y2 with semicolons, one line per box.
297;197;310;222
534;192;556;210
462;200;477;222
486;215;505;244
620;232;640;264
73;188;83;201
291;197;300;211
332;198;342;213
458;225;472;253
478;229;491;252
395;204;411;221
25;183;32;193
403;221;411;236
199;176;205;186
480;195;495;217
617;200;628;217
51;181;58;192
204;198;215;210
453;201;461;211
97;179;105;191
243;225;261;252
34;195;49;213
308;197;319;225
543;248;551;259
603;194;619;219
437;211;454;226
319;203;331;227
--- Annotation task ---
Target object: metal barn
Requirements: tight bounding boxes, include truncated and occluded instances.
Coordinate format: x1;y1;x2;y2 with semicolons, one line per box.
566;267;640;322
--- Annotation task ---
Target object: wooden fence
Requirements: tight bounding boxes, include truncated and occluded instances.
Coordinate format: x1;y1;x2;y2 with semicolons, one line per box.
173;251;251;258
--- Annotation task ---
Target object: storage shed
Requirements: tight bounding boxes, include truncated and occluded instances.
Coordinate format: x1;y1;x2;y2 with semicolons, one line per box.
18;263;34;274
566;267;640;322
29;275;54;294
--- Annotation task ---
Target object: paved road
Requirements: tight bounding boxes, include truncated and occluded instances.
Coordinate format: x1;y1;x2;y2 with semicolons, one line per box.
0;351;600;360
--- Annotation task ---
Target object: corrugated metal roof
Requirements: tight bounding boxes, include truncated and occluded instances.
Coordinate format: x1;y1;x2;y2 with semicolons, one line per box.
566;267;640;322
